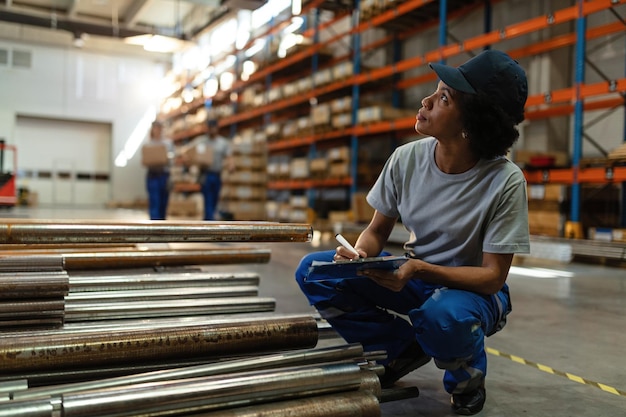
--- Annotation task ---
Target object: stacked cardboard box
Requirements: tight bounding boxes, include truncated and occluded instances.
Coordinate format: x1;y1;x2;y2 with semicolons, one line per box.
328;146;350;178
219;133;268;221
527;184;566;237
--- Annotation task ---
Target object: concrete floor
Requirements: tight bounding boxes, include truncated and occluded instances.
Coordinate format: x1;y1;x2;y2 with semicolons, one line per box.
4;206;626;416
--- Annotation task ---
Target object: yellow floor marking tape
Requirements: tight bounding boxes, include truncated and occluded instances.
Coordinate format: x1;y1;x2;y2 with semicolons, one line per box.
486;347;626;398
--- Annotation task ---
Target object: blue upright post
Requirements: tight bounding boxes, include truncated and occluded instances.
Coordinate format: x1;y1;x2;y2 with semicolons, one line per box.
483;0;491;49
569;0;586;237
350;0;361;196
309;7;321;209
439;0;447;63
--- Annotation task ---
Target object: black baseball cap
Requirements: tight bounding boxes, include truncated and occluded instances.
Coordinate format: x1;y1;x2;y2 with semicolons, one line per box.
429;49;528;120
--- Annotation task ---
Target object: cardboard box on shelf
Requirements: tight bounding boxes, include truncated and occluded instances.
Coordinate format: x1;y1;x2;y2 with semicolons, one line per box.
352;192;375;223
231;155;266;170
328;146;350;162
167;197;199;217
312;104;331;126
328;210;352;224
310;157;328;177
528;210;564;237
527;184;567;202
290;195;309;208
290;158;310;179
223;201;267;221
329;161;350;178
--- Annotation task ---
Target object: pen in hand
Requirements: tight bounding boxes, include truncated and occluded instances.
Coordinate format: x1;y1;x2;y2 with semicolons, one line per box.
335;233;361;259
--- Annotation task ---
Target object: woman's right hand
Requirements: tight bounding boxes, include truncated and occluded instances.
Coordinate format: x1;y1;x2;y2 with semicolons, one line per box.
333;246;367;261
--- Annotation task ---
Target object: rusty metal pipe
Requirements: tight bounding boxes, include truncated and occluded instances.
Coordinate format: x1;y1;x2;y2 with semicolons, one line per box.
0;300;65;316
0;315;318;373
13;344;365;401
0;220;313;244
0;272;69;299
0;255;64;272
69;271;260;292
61;248;271;270
0;314;280;338
188;391;381;417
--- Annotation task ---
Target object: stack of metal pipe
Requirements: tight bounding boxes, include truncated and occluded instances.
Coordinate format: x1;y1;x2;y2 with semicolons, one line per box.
0;255;69;330
0;220;414;415
0;220;312;328
0;343;396;416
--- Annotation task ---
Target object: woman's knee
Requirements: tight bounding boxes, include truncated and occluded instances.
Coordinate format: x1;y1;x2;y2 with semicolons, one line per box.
409;289;484;358
294;250;335;285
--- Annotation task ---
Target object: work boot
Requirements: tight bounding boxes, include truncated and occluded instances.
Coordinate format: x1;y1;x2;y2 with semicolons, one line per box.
451;382;486;415
379;340;431;388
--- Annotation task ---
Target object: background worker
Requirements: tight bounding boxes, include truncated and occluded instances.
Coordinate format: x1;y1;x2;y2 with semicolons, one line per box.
142;120;172;220
183;119;233;221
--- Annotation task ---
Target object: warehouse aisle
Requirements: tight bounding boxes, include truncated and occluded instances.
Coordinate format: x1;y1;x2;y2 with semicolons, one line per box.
3;206;625;416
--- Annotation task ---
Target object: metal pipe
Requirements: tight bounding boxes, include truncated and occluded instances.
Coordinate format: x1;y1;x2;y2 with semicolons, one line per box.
65;286;259;303
0;255;64;272
0;314;282;338
0;379;27;394
0;317;64;330
63;296;277;321
358;369;382;398
1;364;369;416
0;300;65;315
59;363;366;417
69;271;260;292
0;315;318;373
13;344;365;401
0;272;69;299
61;248;272;270
0;220;313;244
184;391;381;417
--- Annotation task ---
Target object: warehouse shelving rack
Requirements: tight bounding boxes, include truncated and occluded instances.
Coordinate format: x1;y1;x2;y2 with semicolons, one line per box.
160;0;626;231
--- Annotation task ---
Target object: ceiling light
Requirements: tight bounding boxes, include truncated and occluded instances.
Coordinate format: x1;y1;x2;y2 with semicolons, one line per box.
124;34;193;53
292;0;302;15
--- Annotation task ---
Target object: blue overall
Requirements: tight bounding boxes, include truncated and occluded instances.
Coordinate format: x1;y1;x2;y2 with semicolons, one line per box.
295;250;511;394
146;171;170;220
200;171;222;221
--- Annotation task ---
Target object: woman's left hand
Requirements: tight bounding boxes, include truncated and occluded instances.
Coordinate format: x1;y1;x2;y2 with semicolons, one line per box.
359;259;421;292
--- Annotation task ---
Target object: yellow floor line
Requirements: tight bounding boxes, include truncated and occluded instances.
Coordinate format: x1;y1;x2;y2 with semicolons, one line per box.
486;347;626;398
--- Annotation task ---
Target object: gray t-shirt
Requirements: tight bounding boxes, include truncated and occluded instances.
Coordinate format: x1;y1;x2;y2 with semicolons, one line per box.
191;134;231;172
367;137;530;267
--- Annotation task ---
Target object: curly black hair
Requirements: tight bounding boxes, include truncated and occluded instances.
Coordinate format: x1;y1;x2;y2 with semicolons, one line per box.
455;90;524;160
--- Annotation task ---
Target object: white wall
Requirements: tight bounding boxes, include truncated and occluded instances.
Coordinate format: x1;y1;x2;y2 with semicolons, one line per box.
0;38;169;205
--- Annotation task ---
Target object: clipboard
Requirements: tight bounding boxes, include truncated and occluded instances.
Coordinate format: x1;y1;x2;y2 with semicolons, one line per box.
305;255;408;282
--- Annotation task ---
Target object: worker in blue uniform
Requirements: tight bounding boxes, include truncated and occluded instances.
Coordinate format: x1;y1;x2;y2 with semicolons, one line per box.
143;120;172;220
295;50;530;415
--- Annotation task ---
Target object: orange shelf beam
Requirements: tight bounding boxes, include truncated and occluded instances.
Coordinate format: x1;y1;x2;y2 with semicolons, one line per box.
525;97;626;120
526;78;626;108
267;177;352;190
524;166;626;185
